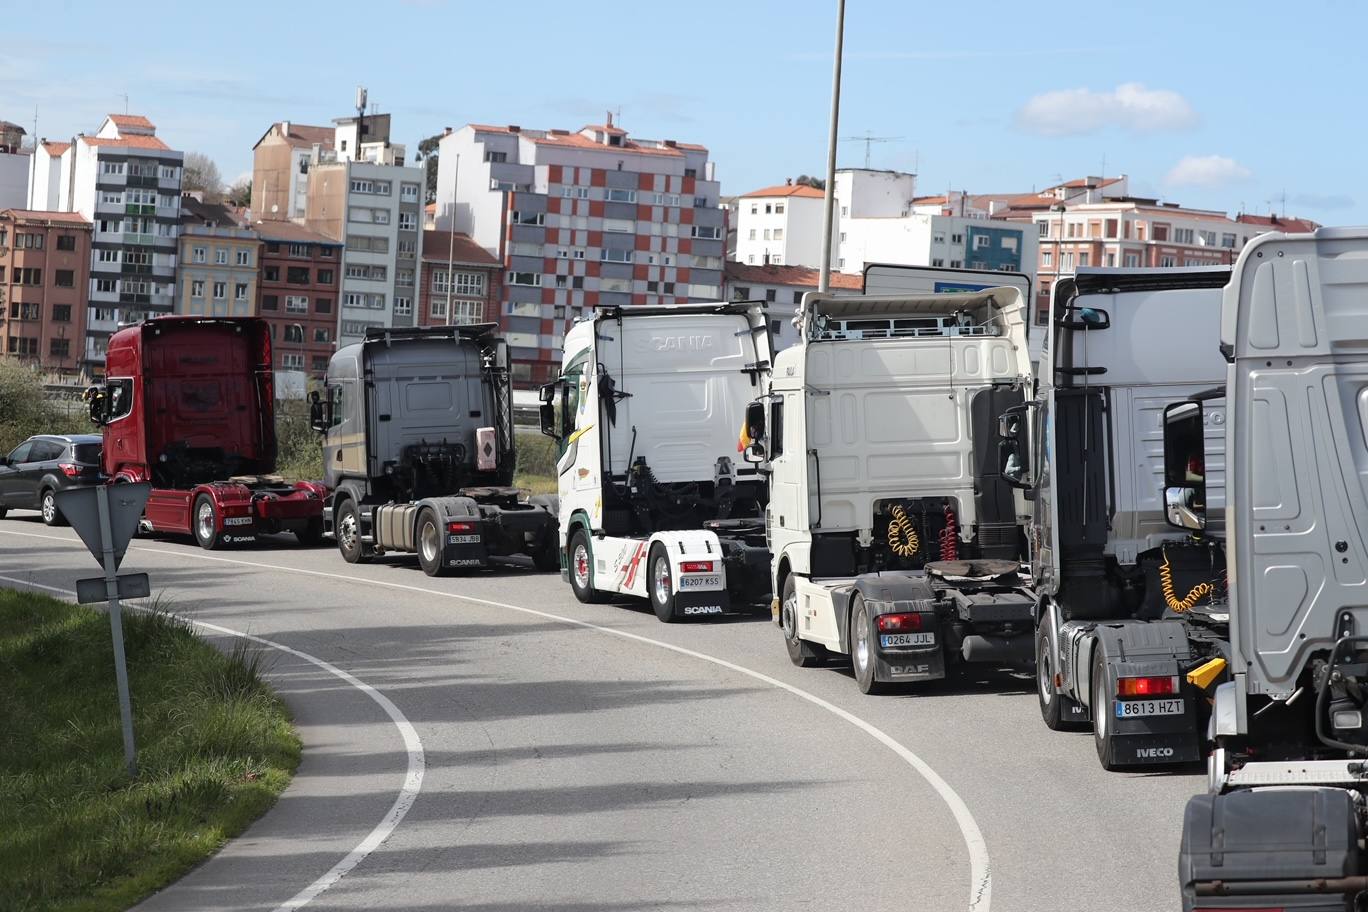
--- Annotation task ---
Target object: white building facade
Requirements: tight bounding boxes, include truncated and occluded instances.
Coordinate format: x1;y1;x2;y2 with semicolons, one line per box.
732;183;825;267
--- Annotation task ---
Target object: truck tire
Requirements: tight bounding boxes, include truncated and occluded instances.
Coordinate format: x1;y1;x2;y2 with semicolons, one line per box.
568;528;608;603
1091;649;1120;771
781;574;827;668
416;508;450;577
0;506;7;519
294;517;324;547
648;544;679;623
1037;624;1083;731
193;495;223;550
851;595;888;695
41;488;66;526
532;533;560;572
335;499;370;564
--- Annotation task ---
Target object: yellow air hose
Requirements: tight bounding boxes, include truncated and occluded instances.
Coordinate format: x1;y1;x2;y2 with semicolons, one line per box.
887;504;920;558
1159;550;1215;612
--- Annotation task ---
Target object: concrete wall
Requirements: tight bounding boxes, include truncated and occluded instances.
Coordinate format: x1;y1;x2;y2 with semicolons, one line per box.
0;152;30;209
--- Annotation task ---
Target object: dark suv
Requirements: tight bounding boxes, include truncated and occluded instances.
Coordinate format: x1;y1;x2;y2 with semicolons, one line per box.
0;434;103;525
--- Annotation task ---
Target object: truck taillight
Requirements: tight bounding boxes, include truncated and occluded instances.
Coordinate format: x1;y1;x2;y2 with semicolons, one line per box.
447;521;475;533
1117;675;1179;697
58;463;80;477
680;561;714;573
876;612;925;632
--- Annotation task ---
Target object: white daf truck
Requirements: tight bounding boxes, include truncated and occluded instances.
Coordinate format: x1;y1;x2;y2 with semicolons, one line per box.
541;302;772;622
997;267;1234;770
756;288;1037;694
1176;229;1368;911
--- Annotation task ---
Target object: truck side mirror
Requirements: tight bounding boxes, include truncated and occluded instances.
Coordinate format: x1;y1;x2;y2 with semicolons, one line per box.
741;401;767;463
997;405;1032;489
85;385;108;426
1163;400;1206;531
540;402;558;439
308;389;330;433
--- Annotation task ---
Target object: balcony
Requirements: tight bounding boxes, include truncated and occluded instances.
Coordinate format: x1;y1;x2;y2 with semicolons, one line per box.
126;174;158;188
125;203;155;216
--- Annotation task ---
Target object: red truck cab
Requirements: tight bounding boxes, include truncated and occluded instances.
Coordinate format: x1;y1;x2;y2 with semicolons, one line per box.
91;316;326;549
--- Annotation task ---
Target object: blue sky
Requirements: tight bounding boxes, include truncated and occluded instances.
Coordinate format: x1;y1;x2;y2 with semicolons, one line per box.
4;0;1359;223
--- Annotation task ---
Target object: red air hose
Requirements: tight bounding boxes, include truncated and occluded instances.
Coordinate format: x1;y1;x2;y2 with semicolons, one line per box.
939;505;958;562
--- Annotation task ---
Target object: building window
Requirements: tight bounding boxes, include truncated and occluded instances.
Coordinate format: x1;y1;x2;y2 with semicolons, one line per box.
690;225;721;240
397;239;416;259
606;189;637;203
97;249;119;264
284;324;304;343
234;283;248;302
318;268;334;284
193;246;206;264
763;229;770;241
748;229;756;240
51;304;71;323
102;161;125;176
837;258;845;268
313;327;330;343
287;266;311;284
192;280;205;298
1041;251;1052;267
511;211;545;226
949;259;961;268
214;248;227;265
320;245;335;258
393;296;412;316
315;297;332;313
160;166;177;180
398;212;417;231
264;266;280;282
401;183;419;202
507;272;542;287
483;150;507;163
282;353;305;370
840;206;848;217
55;234;76;251
55;270;75;288
397;269;414;287
312;356;329;372
1174;228;1194;244
351;179;374;194
932;258;945;267
262;295;278;311
285;295;308;312
1160;255;1177;267
213;281;226;299
236;249;251;266
49;338;70;359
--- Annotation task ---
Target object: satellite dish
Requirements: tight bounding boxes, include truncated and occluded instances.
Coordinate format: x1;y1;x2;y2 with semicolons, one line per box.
271;204;279;213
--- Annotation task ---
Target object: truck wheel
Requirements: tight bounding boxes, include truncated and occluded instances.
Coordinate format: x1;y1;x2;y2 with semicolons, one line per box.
294;517;324;547
568;529;607;603
416;508;449;577
1091;650;1120;771
193;495;223;550
532;533;560;572
851;595;888;695
782;575;827;668
648;544;680;623
335;499;370;564
1037;624;1083;731
41;488;66;526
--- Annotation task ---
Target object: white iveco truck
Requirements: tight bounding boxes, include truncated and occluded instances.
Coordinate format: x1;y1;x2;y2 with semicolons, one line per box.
756;288;1037;693
1176;229;1368;911
541;303;772;622
997;267;1234;770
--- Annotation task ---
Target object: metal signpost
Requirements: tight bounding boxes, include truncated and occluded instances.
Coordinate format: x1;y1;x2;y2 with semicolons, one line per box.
55;482;151;778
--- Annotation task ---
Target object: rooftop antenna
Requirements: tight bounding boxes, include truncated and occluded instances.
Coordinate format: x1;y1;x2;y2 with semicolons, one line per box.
119;93;129;114
355;85;368;157
840;132;904;169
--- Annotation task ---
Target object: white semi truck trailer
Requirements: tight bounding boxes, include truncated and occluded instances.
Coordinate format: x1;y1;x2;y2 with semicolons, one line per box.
541;303;772;622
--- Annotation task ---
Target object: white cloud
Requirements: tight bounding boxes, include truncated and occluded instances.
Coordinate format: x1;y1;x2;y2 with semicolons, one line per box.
1015;82;1197;136
1164;155;1253;188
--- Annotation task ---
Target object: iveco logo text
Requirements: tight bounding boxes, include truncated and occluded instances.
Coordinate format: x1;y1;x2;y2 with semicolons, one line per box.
1136;747;1175;759
639;335;715;353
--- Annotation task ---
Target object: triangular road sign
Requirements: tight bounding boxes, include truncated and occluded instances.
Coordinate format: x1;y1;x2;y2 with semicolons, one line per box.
56;483;151;571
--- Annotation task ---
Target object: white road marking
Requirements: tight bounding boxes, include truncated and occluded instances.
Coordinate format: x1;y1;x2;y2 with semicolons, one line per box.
2;529;993;911
0;566;426;912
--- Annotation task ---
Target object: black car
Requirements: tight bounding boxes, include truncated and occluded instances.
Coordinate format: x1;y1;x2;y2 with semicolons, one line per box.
0;434;104;525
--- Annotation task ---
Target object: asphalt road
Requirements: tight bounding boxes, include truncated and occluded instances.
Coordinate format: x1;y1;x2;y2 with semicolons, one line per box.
1;514;1201;912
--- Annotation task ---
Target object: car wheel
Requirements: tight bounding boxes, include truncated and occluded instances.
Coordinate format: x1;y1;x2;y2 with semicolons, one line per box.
193;495;223;550
781;574;826;668
41;488;65;527
1092;649;1120;771
851;595;888;695
648;544;679;623
568;528;607;603
335;499;370;564
294;517;324;547
416;508;448;577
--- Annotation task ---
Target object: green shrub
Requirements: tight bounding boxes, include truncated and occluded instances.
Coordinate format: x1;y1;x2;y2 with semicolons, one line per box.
0;361;65;454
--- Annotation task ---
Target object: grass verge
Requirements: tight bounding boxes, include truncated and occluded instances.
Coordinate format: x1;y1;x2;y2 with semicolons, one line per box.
0;589;300;912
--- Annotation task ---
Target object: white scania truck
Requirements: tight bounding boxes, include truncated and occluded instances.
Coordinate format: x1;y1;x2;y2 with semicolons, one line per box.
997;267;1235;770
541;303;772;622
755;288;1038;693
1176;229;1368;911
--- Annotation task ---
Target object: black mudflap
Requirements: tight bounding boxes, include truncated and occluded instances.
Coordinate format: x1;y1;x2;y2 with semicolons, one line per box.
442;530;489;570
1180;787;1360;912
672;588;731;618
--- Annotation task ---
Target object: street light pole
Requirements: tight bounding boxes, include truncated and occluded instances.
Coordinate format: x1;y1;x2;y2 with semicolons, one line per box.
817;0;846;294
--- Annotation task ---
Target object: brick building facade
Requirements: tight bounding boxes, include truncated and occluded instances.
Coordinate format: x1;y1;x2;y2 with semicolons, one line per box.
254;221;343;378
0;209;93;378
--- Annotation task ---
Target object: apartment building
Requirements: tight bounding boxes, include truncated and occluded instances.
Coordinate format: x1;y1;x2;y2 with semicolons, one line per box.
433;115;725;384
418;228;501;327
254;221;343;378
723;261;861;350
250;120;334;221
0;209;93;377
176;197;258;318
733;182;825;267
0;121;29;209
25;114;183;368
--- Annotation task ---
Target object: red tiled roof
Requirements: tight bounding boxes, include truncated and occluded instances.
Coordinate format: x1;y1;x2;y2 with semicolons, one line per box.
80;134;172;151
1;209;93;226
469;124;516;134
740;184;825;199
581;123;627;136
673;141;708;152
911;195;948;205
108;114;155;129
1237;213;1320;233
41;141;70;156
421;229;499;266
725;261;862;290
531;131;683;157
280;122;334;148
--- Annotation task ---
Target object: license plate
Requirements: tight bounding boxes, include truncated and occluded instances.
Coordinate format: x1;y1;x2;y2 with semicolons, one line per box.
677;574;721;589
1115;698;1183;718
223;516;253;526
448;534;482;545
880;632;935;648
